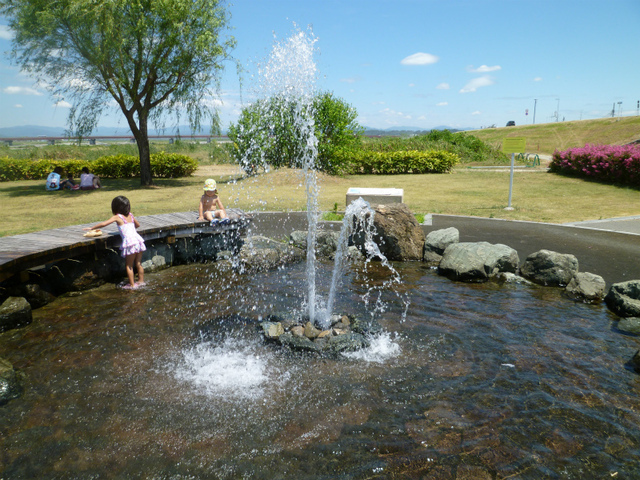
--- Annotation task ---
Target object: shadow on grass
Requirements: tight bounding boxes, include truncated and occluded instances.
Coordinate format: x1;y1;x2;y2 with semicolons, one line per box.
0;174;243;198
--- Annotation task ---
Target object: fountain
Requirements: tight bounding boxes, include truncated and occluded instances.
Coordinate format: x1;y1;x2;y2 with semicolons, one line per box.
1;27;640;480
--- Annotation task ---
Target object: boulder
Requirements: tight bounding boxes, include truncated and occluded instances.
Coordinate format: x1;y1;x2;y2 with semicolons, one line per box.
424;227;459;255
438;242;519;283
0;357;22;405
0;296;32;332
605;280;640;318
565;272;606;303
237;236;304;273
520;249;578;287
289;230;340;258
617;317;640;335
628;350;640;374
352;203;425;261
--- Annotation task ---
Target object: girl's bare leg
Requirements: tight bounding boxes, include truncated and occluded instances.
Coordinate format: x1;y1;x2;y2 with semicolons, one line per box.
125;255;136;286
204;211;214;221
135;252;144;284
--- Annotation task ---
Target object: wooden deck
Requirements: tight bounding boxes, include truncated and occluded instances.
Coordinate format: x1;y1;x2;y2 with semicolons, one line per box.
0;209;250;282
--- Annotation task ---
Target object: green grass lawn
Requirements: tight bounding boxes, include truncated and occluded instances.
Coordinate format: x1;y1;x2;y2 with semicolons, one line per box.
3;164;640;236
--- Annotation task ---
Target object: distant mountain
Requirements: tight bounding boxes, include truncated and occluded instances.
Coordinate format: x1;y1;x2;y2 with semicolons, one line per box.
0;124;224;138
363;125;469;136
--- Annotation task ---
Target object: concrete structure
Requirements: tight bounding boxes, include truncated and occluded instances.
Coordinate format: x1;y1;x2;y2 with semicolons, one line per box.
346;188;403;207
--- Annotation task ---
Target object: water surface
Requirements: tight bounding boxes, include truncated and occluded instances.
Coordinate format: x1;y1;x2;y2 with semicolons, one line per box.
1;260;639;479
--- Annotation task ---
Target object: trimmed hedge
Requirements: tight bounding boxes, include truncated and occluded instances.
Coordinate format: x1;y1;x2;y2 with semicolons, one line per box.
549;144;640;187
0;152;198;181
335;149;459;175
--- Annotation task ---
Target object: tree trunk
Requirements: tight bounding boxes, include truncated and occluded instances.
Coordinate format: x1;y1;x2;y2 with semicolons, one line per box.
136;113;153;186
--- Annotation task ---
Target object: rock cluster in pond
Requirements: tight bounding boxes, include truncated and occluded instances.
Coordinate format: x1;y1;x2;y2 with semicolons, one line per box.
259;313;382;356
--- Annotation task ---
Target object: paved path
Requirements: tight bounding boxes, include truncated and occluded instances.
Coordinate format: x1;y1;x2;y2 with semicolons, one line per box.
564;215;640;235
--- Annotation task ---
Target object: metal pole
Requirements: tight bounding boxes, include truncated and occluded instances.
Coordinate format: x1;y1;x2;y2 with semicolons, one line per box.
533;99;537;125
506;152;515;210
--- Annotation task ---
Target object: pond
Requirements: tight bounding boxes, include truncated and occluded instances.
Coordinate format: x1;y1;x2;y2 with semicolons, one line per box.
1;258;639;478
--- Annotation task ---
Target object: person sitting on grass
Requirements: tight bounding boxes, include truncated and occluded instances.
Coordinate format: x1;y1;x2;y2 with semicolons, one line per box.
79;167;102;190
45;166;78;191
198;178;229;225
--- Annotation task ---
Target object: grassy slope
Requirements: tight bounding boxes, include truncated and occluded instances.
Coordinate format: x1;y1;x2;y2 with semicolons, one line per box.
469;116;640;155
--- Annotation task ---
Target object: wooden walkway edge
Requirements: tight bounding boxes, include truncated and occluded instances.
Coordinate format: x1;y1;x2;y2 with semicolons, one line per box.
0;209;251;282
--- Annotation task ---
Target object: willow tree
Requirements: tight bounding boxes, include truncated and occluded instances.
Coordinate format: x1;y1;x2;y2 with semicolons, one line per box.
0;0;234;185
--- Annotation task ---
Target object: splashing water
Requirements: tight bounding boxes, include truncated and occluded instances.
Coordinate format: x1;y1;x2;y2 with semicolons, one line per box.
173;337;277;400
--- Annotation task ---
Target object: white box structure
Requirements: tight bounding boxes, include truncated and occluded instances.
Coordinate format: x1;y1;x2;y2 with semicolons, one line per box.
346;188;404;207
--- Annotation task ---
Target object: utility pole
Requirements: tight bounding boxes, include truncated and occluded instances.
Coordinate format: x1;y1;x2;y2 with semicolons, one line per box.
618;101;622;119
533;99;537;124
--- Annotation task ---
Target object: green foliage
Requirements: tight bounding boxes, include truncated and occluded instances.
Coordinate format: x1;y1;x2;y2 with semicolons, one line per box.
150;152;199;178
0;0;234;185
362;130;507;164
336;149;459;175
228;91;363;175
0;152;197;181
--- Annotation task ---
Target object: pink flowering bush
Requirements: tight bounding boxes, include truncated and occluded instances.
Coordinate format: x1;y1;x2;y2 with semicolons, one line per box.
549;144;640;186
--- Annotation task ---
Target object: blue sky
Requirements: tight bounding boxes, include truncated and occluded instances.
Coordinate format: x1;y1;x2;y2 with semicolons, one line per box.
0;0;638;131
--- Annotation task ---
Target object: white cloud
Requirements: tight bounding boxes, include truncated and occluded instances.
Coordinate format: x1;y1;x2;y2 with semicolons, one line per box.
460;76;495;93
408;83;415;87
436;83;450;90
400;52;439;66
472;111;481;115
54;100;72;108
437;102;448;106
534;77;543;82
3;86;44;96
467;65;501;73
14;104;23;108
0;25;13;40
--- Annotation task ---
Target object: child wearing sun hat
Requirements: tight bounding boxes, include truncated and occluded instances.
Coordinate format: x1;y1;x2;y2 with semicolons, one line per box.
198;178;229;225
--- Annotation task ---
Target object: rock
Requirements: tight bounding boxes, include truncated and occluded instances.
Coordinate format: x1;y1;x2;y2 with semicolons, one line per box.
289;230;340;258
617;317;640;335
565;272;606;303
8;283;55;309
520;249;578;287
423;250;443;265
237;236;304;273
142;254;167;272
260;321;284;339
0;357;22;405
352;203;425;261
438;242;519;283
493;272;532;285
317;330;332;339
304;321;321;339
424;227;459;255
0;296;32;333
290;326;305;337
628;350;640;373
605;280;640;318
325;332;369;354
278;333;322;353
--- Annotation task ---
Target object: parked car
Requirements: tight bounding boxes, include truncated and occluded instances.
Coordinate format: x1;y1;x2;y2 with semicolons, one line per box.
506;120;516;127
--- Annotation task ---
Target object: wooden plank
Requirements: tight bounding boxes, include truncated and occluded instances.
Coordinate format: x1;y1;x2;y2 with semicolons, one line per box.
0;210;251;279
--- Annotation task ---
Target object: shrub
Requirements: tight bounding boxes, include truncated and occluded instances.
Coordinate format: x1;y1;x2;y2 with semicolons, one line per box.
362;130;507;164
549;144;640;187
336;149;459;175
92;154;139;178
150;152;199;178
0;152;198;181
